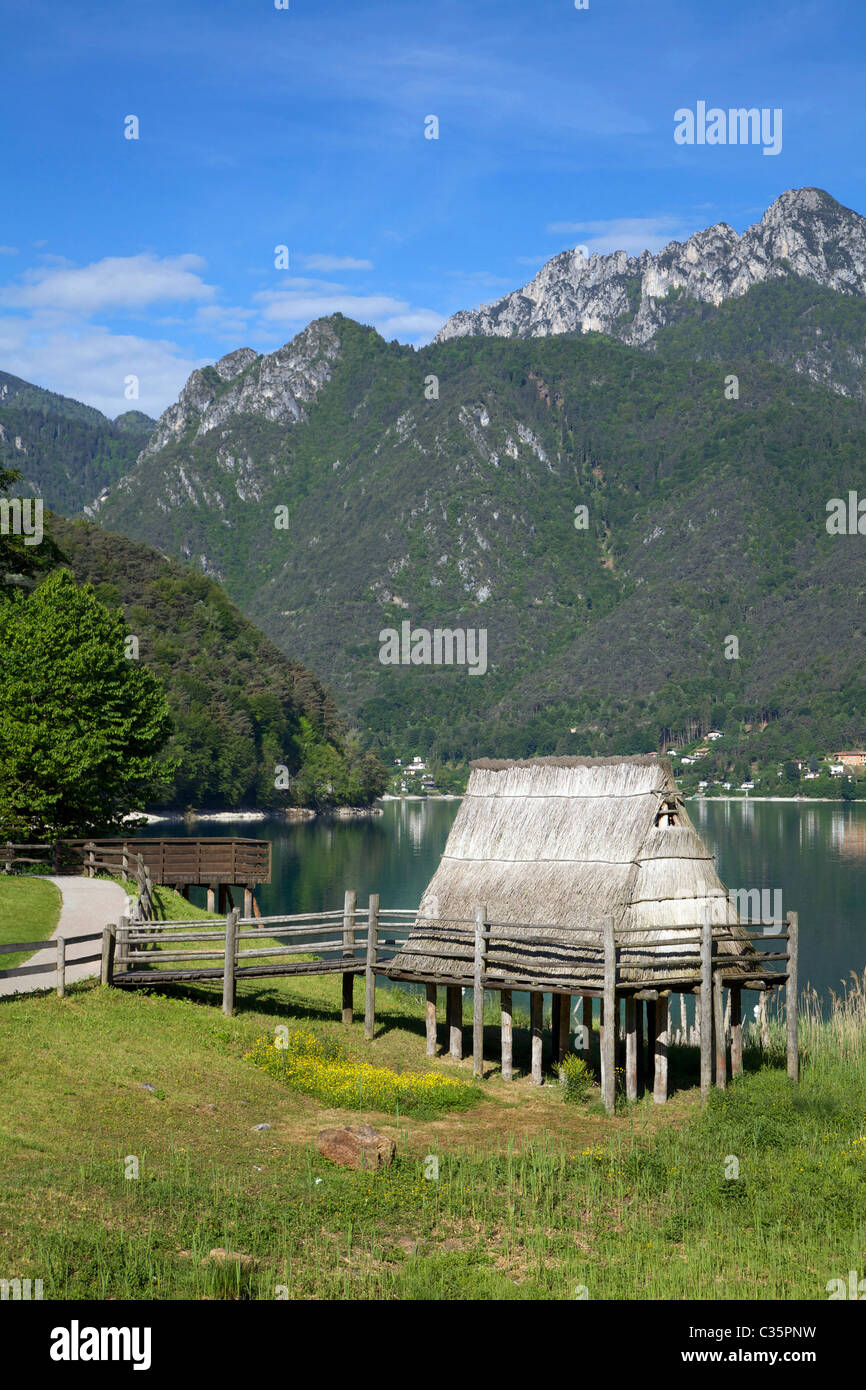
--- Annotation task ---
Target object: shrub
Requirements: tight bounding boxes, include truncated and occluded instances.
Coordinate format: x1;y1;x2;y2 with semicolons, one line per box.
555;1054;594;1104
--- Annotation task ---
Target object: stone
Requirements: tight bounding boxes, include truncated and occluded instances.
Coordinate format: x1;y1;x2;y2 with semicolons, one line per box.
315;1124;396;1172
252;1123;271;1131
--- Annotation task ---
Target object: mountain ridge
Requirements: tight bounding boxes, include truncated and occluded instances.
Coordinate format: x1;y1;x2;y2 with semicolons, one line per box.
434;187;866;354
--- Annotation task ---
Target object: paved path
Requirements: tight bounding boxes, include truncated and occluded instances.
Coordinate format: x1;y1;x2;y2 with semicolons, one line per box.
0;877;131;998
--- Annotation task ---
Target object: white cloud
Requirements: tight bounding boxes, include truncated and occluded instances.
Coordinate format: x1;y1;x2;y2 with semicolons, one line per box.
254;287;444;341
0;253;216;314
545;216;692;256
0;313;203;418
297;254;373;271
0;246;18;256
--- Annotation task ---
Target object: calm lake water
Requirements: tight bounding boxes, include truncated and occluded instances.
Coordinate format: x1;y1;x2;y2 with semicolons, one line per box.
153;799;866;1008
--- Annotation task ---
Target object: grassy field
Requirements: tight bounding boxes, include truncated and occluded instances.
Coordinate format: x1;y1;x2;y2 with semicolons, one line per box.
0;930;864;1299
0;877;62;969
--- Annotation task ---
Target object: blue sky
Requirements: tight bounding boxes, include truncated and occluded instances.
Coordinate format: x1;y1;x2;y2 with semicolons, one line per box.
1;0;864;417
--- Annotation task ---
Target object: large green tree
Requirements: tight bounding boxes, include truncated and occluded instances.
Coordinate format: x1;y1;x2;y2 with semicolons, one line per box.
0;569;175;837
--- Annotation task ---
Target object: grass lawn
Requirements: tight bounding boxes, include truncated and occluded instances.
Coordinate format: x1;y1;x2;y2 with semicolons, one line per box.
0;960;863;1300
0;877;62;969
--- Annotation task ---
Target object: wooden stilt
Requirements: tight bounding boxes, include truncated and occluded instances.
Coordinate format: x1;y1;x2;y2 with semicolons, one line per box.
551;994;562;1065
635;998;645;1095
653;995;669;1103
760;992;770;1050
501;989;513;1080
601;916;616;1115
680;990;687;1042
730;985;743;1077
244;887;253;918
206;886;216;913
558;992;570;1063
530;992;543;1084
713;964;726;1090
425;984;437;1056
447;986;463;1060
582;995;593;1061
625;997;638;1101
700;910;713;1105
786;911;799;1082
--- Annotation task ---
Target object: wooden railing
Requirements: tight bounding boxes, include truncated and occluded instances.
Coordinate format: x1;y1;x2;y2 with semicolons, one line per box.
61;837;271;886
0;930;105;995
1;890;798;1119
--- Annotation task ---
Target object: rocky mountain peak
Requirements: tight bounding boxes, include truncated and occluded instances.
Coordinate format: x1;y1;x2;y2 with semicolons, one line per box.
137;318;343;462
434;187;866;348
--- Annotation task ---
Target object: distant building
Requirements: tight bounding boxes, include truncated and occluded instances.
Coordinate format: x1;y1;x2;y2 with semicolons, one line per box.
829;764;845;776
832;751;866;767
707;731;723;740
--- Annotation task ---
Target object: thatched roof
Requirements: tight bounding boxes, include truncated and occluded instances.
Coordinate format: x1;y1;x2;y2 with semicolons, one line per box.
386;756;758;990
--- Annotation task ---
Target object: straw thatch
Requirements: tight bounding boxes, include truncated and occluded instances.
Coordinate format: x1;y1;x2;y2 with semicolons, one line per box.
386;756;758;991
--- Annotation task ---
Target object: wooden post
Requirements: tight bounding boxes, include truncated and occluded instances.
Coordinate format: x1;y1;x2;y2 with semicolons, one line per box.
730;985;743;1077
786;911;799;1082
582;995;593;1063
425;984;437;1056
364;893;379;1041
501;989;513;1080
100;923;116;986
121;842;129;880
625;996;638;1101
447;985;462;1060
4;841;12;875
551;994;561;1065
601;916;616;1115
56;937;66;998
635;998;645;1095
557;992;570;1064
530;992;543;1084
341;888;357;1025
52;842;61;875
244;887;253;918
222;908;239;1017
86;842;95;879
472;905;487;1079
714;971;726;1089
653;996;669;1103
206;886;216;913
116;915;129;977
700;910;713;1104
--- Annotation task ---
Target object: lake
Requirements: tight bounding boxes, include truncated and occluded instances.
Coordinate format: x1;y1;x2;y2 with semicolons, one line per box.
154;798;866;1009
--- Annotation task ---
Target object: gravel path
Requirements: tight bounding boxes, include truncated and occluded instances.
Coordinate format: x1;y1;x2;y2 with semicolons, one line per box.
0;876;131;998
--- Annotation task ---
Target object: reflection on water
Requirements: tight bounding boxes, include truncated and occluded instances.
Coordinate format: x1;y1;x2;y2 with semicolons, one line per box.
144;798;866;1006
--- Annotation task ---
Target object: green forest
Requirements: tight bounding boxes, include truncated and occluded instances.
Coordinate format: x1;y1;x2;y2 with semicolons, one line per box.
0;477;386;831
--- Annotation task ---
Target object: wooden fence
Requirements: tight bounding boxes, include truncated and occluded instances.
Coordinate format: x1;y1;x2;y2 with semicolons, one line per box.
0;930;105;996
0;889;797;1116
98;895;796;1113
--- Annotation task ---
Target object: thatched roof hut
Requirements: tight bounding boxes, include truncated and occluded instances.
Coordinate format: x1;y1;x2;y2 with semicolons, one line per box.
387;755;758;992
